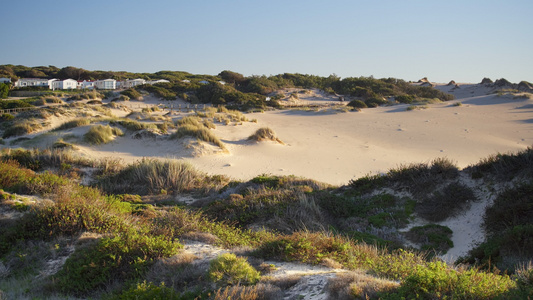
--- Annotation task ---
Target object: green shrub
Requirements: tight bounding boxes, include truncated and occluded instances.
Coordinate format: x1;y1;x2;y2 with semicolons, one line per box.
67;91;103;101
383;261;516;299
251;174;282;188
469;147;533;180
395;95;415;104
208;253;260;286
110;281;181;300
416;181;477;222
0;113;15;121
347;99;367;109
386;158;459;196
365;97;388;108
53;232;180;296
121;88;143;100
405;224;453;253
0;99;33;110
83;124;124;145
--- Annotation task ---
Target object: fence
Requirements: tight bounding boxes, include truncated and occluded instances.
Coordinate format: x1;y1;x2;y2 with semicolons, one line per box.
0;107;35;114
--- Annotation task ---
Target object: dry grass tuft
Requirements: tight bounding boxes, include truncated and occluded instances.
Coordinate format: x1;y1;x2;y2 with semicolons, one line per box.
213;283;282;300
171;117;225;150
248;127;284;144
327;271;399;300
83;125;124;145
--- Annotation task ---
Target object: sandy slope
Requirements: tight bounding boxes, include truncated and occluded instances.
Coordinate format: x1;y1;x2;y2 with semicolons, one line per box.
192;94;532;185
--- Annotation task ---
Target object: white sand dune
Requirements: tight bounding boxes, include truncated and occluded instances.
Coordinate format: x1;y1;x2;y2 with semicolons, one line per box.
191;93;532;185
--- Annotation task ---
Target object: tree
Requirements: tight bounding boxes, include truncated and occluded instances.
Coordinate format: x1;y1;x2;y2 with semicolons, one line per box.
0;83;9;99
218;70;246;85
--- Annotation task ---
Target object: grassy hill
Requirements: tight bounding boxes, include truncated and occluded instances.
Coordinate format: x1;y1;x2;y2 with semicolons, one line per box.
0;146;532;299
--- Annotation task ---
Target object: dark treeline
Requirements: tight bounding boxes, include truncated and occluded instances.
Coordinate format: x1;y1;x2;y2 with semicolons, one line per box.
1;65;454;110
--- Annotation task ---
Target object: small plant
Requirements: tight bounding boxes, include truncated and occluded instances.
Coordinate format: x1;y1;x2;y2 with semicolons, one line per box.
109;281;181;300
54;118;91;131
406;104;428;111
83;124;124;145
208;253;261;286
395;95;415;104
1;113;15;121
453;101;462;106
247;127;284;144
347;99;367;109
171;122;225;150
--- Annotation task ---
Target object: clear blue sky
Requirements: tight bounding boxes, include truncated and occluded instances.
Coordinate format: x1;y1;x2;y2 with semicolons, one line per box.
2;0;532;83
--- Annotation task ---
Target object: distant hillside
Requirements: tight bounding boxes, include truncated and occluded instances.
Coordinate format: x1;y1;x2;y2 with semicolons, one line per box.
2;65;455;110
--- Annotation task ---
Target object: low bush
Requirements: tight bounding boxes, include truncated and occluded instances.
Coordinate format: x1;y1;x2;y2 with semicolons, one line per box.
0;99;33;110
83;124;124;145
150;206;270;248
171;123;225;150
97;158;212;195
110;281;181;300
383;261;516;299
395;95;414;104
365;96;388;107
53;232;180;296
349;158;459;197
208;253;261;286
416;181;477;222
405;224;453;253
121;88;143;101
247;127;284;144
469;146;533;180
67;91;103;101
347;99;367;109
54;118;91;131
112;119;158;132
0;113;15;121
2;119;43;138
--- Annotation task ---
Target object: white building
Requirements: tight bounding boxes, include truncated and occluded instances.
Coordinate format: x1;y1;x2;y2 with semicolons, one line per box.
122;78;146;89
0;78;11;84
52;79;78;90
78;80;95;90
15;78;57;88
94;79;116;90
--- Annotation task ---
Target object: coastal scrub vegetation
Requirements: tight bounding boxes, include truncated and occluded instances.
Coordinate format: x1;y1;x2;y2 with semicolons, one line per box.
0;146;532;298
2;65;455;111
